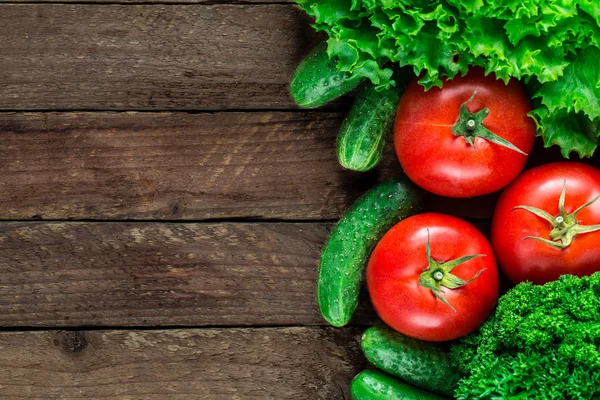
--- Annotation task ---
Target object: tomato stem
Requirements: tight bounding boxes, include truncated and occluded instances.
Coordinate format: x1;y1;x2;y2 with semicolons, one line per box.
514;180;600;249
451;91;528;156
418;230;486;312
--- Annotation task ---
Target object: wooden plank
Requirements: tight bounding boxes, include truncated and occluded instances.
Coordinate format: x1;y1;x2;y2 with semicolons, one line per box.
0;221;380;327
0;327;365;399
0;4;323;111
0;111;500;221
0;111;354;221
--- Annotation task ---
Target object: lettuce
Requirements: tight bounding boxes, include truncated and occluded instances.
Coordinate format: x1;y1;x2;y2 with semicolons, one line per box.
296;0;600;158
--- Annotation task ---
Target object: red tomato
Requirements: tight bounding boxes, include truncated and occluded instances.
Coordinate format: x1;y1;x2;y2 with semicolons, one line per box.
394;68;536;198
492;162;600;285
367;213;499;342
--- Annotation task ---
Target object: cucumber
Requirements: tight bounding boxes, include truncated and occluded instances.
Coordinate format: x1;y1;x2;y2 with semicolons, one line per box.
290;41;364;108
317;178;422;327
350;370;447;400
361;326;462;397
337;69;413;172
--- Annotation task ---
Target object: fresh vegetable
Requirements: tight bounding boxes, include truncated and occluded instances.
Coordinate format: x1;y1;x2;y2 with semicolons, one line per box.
492;162;600;284
289;41;364;109
317;178;422;327
337;68;412;172
361;325;461;397
350;370;446;400
366;213;498;341
295;0;600;158
394;68;535;198
451;272;600;400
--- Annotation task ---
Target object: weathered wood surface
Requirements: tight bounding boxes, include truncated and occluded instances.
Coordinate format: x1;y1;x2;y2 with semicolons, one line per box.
0;221;380;327
0;4;321;111
0;111;502;221
0;327;364;399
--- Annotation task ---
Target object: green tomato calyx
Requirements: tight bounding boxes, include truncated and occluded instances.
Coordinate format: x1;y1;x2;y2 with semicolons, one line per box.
452;91;528;156
418;230;486;312
514;181;600;249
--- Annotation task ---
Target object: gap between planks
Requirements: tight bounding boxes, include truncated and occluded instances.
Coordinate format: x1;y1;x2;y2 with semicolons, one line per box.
0;323;359;332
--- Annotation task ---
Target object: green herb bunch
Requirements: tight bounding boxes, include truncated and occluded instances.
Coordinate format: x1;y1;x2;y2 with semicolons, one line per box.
296;0;600;158
450;272;600;399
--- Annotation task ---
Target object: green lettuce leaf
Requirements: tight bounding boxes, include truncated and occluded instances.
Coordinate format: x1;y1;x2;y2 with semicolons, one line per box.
534;47;600;120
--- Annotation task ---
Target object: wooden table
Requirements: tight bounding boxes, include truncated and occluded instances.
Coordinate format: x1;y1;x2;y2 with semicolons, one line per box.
0;1;550;398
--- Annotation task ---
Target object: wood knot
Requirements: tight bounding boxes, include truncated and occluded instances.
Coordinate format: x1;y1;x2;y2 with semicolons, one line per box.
55;331;88;354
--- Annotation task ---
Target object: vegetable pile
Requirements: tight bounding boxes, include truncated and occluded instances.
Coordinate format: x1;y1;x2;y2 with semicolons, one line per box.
317;164;600;399
296;0;600;158
289;0;600;398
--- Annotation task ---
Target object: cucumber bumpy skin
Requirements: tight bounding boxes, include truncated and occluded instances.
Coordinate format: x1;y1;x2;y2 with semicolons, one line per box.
361;326;462;397
350;370;447;400
289;42;364;108
317;178;422;327
337;69;412;172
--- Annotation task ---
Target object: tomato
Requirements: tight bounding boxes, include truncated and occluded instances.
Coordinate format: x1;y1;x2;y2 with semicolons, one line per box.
394;68;536;198
492;162;600;285
366;213;499;342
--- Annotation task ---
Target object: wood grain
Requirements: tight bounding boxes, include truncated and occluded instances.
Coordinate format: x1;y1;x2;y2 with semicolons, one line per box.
0;111;502;221
0;221;381;327
0;327;365;399
0;4;322;111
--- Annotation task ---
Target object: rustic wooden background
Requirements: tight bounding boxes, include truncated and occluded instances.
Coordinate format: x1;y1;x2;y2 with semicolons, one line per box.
0;1;582;399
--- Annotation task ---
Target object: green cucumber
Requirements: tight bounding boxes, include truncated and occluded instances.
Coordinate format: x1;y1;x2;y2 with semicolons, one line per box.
317;178;422;327
337;69;413;172
361;326;462;397
290;42;364;108
350;370;447;400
